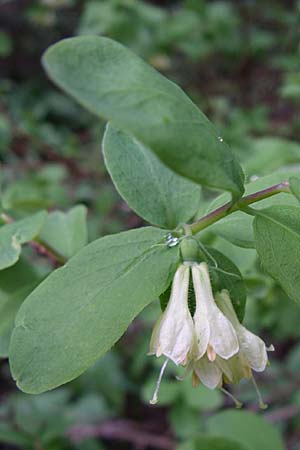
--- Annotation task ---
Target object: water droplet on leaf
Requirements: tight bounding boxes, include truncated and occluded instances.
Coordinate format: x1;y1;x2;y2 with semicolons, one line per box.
165;233;179;247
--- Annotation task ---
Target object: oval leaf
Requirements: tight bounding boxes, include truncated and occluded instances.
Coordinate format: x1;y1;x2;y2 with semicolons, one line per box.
178;435;247;450
39;205;88;259
42;36;244;196
207;410;285;450
0;211;47;271
253;205;300;303
103;124;201;228
9;227;179;394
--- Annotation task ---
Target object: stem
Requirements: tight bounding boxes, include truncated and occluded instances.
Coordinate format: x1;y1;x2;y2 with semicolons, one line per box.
189;181;290;234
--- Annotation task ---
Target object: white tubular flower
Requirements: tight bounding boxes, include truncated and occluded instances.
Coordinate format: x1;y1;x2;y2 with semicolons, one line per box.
192;263;239;362
215;290;270;373
149;264;194;366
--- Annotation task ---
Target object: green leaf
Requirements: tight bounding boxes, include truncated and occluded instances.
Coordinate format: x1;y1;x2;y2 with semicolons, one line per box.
103;125;201;228
210;213;255;248
39;205;88;259
177;435;247;450
9;227;179;394
169;403;201;440
253;205;300;303
42;36;244;196
0;211;47;270
180;379;222;411
207;410;285;450
0;260;42;358
243;137;300;176
289;176;300;202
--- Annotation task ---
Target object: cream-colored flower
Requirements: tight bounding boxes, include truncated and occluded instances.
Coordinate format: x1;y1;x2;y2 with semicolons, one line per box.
149;264;194;366
191;263;239;362
215;290;270;373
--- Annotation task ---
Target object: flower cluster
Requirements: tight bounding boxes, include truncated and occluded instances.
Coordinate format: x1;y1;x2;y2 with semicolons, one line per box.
149;262;273;407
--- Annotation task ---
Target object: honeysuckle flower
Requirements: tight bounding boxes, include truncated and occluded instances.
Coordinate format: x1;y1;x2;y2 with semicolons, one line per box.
215;290;271;374
148;259;272;408
149;264;194;366
191;262;239;362
214;290;274;408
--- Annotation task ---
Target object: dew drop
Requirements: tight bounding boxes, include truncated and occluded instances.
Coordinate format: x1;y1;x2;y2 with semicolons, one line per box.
218;136;224;142
250;175;260;182
165;233;179;248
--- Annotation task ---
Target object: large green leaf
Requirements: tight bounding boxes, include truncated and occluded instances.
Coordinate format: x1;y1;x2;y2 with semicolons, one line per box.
103;125;201;228
178;435;247;450
207;410;285;450
253;205;300;303
0;211;47;270
9;227;179;394
42;36;244;196
39;205;88;259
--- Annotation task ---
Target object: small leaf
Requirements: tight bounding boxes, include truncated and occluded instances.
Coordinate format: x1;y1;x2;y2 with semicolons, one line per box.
43;36;244;196
103;125;201;228
0;259;43;358
39;205;88;259
0;211;47;270
253;205;300;303
177;435;247;450
9;227;179;394
207;410;285;450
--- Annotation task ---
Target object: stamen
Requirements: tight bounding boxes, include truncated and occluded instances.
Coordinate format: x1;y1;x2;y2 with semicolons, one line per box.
221;387;243;409
150;359;169;405
192;371;200;388
207;345;217;362
251;375;268;410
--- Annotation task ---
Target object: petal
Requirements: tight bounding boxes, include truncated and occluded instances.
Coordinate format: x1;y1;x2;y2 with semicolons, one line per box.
149;314;163;356
216;353;251;384
193;356;222;389
192;265;210;359
192;264;239;360
208;307;239;360
150;265;194;365
237;326;268;372
215;290;268;371
192;308;210;360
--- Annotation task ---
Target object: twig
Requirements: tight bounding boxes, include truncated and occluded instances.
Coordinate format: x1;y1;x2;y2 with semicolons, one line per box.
67;419;176;450
189;181;290;234
29;240;64;267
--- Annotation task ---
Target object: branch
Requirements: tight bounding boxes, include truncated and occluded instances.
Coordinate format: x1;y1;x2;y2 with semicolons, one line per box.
67;419;175;450
189;181;290;234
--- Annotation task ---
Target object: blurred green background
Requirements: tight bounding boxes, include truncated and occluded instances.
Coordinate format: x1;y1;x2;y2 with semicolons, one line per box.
0;1;300;449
